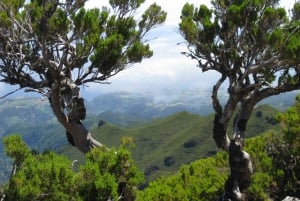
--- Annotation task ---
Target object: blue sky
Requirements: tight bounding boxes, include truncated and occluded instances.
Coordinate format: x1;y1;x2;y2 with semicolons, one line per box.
0;0;295;100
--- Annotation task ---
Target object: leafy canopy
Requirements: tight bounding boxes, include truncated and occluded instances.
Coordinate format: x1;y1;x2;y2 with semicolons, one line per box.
0;0;167;91
179;0;300;118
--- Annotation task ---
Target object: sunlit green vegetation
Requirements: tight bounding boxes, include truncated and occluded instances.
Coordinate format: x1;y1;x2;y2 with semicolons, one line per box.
1;100;299;200
61;105;280;182
2;135;143;201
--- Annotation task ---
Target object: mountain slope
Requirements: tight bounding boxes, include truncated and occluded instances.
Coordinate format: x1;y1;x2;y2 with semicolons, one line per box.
61;105;280;181
0;94;285;185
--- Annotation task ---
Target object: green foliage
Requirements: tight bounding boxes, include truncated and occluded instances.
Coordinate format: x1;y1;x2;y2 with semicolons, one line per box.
293;2;300;20
244;135;274;200
6;152;79;201
179;4;198;43
60;106;279;183
127;41;152;62
268;28;285;49
48;8;69;36
267;95;300;198
139;3;167;32
78;139;143;201
276;95;300;151
136;133;281;201
0;11;11;27
2;135;143;201
2;135;30;168
179;0;290;62
284;26;300;61
136;153;227;201
1;102;297;200
3;135;79;201
0;0;166;90
1;0;25;13
110;0;145;14
248;172;273;200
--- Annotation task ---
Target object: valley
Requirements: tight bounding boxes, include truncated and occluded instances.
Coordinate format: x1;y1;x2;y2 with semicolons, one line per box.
0;90;291;184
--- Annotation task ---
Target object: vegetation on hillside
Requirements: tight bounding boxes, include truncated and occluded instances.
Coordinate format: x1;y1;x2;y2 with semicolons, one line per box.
135;97;300;200
61;105;280;182
135;134;275;201
0;103;279;186
1;97;299;200
1;135;142;201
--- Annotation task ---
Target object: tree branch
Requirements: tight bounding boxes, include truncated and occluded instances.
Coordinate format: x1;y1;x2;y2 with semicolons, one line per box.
212;74;226;115
0;87;23;99
213;114;230;151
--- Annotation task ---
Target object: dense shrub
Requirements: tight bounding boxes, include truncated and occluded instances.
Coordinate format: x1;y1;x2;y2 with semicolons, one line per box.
2;135;143;201
136;153;227;201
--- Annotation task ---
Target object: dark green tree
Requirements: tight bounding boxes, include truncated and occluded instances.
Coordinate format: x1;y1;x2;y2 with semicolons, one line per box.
179;0;300;200
0;0;166;153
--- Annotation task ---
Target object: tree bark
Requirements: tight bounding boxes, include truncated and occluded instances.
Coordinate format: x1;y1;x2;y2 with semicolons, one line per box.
50;82;103;153
213;110;253;201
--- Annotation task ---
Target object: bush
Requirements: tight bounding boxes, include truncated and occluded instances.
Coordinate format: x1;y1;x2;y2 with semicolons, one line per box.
136;153;227;201
2;135;143;201
267;95;300;199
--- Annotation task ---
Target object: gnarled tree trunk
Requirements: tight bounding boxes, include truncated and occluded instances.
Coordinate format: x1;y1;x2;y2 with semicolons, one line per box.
212;78;254;201
214;113;253;201
50;82;103;153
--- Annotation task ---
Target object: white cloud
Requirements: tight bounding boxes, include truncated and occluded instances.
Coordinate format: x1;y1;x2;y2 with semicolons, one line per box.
82;0;297;100
3;0;295;100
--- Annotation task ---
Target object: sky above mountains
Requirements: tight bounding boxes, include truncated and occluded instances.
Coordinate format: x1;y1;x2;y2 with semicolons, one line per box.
0;0;295;100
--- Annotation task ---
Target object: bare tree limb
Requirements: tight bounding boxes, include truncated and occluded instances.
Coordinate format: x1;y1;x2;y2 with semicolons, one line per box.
0;87;23;99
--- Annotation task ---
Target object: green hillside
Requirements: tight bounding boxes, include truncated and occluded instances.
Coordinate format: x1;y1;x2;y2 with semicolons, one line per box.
60;104;280;181
0;101;280;184
0;103;287;200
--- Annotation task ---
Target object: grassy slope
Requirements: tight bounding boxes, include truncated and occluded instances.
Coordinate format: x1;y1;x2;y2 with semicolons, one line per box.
60;104;280;181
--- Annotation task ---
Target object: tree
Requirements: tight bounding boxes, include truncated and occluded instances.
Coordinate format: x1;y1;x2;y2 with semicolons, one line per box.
179;0;300;200
0;0;166;153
